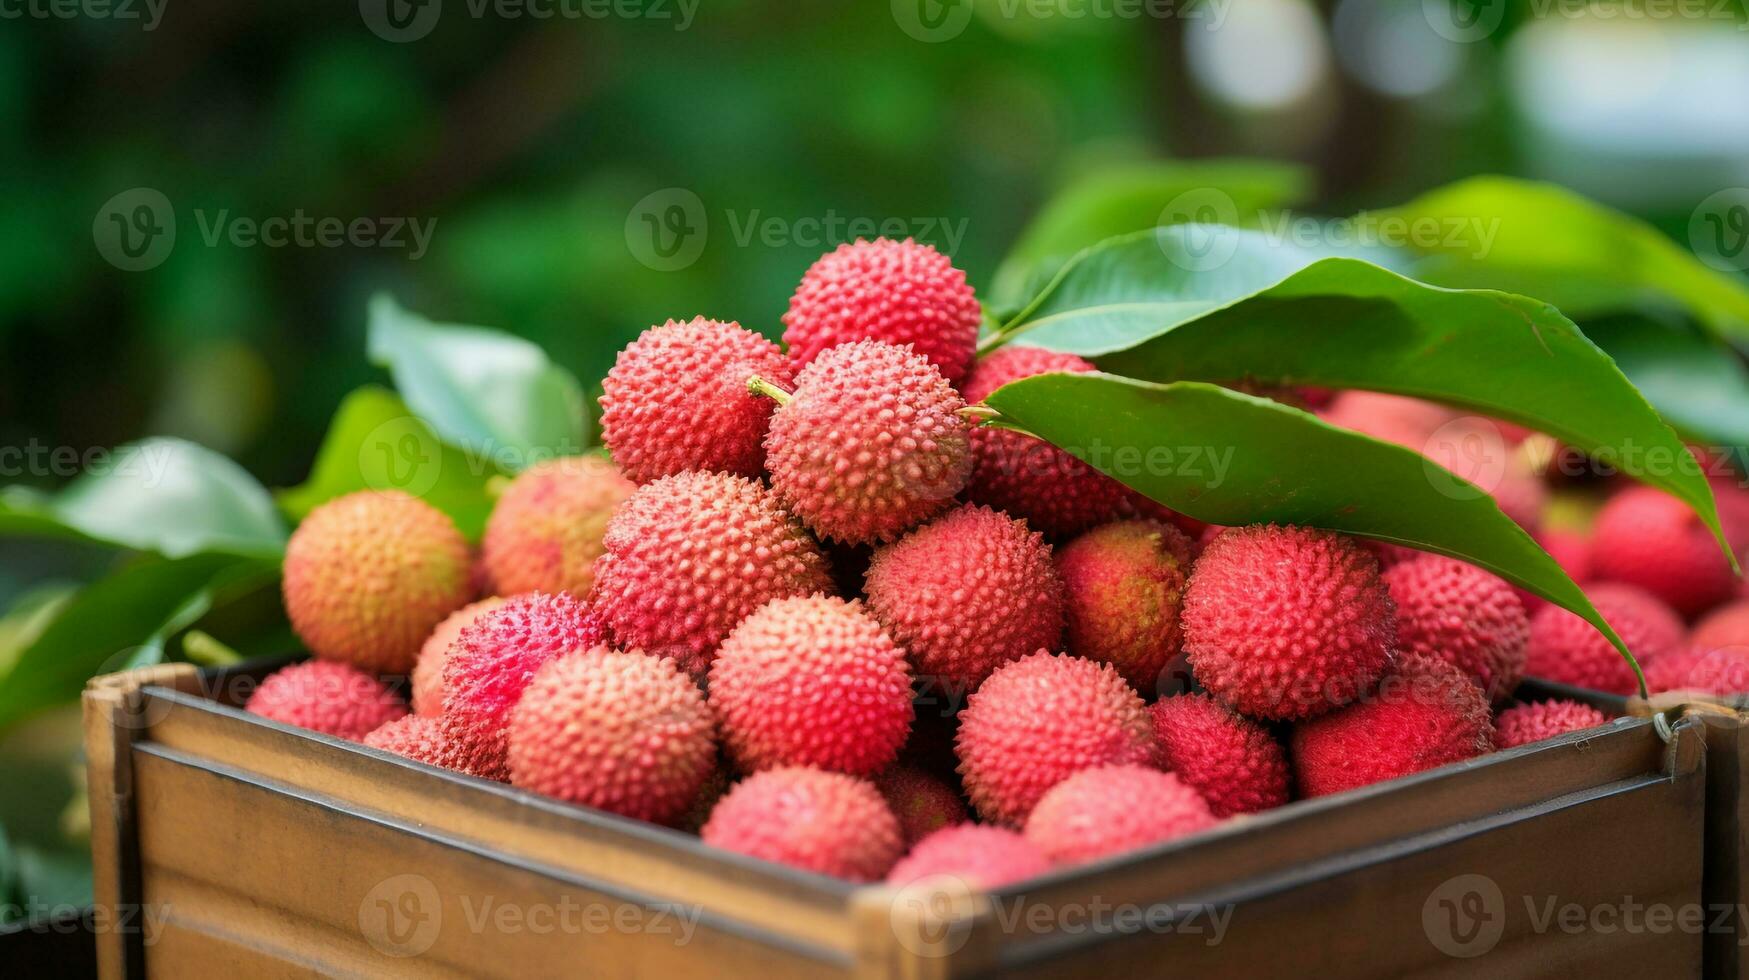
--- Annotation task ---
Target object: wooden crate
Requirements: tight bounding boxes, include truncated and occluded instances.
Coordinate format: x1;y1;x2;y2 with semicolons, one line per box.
84;662;1710;979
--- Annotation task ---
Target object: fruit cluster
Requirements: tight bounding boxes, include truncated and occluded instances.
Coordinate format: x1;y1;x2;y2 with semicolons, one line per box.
245;239;1737;889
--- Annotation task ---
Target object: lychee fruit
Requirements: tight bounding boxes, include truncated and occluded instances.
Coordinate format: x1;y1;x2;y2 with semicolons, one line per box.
1148;693;1289;818
1291;655;1494;798
1182;525;1396;721
886;825;1049;890
782;238;980;390
507;647;716;824
411;596;507;717
874;765;968;847
1494;699;1610;748
1056;519;1194;694
1383;555;1529;700
864;505;1065;696
598;317;792;484
440;591;607;780
1590;487;1739;617
701;767;902;881
709;596;913;776
1644;645;1749;696
1524;583;1683;694
1518;526;1594;612
955;652;1156;827
245;660;408;740
960;347;1134;537
589;471;833;674
1322;391;1455;449
282;490;473;674
760;341;972;545
363;714;449;767
481;456;634;597
1693;601;1749;652
1023;765;1217;865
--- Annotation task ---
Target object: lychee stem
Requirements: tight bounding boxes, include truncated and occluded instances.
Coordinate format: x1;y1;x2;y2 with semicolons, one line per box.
746;375;793;406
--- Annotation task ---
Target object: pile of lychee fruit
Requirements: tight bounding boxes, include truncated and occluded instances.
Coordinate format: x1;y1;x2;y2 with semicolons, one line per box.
243;238;1748;890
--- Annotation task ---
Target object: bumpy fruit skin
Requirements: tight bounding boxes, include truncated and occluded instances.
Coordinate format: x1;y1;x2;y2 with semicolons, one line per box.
701;767;902;881
440;592;607;780
411;597;507;717
865;505;1065;695
1518;528;1594;612
956;652;1156;826
1292;656;1493;798
1183;526;1396;721
1590;487;1737;617
1524;583;1683;694
282;490;473;674
598;318;792;484
1383;556;1529;700
1644;645;1749;696
363;714;449;766
874;765;968;847
590;472;833;674
1023;765;1217;865
508;647;716;824
886;825;1049;889
481;457;634;597
245;661;407;740
709;596;913;776
961;347;1133;537
764;341;971;545
782;238;980;390
1693;601;1749;653
1056;520;1194;694
1148;694;1289;818
1494;700;1610;748
1322;391;1455;449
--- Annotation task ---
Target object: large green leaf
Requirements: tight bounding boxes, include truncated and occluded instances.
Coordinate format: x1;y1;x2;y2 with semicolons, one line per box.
367;294;588;470
0;439;286;559
276;385;504;539
982;374;1645;687
1374;177;1749;340
0;585;77;686
1581;313;1749;453
989;159;1314;311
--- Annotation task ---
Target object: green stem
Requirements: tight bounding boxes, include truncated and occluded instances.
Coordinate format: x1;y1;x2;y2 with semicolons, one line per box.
746;375;793;406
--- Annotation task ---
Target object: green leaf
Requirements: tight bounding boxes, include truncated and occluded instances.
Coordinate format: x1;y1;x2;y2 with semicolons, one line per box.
0;824;15;915
367;294;588;469
982;374;1646;687
0;439;286;559
0;585;78;686
1581;314;1749;453
276;386;504;539
13;846;92;911
1374;177;1749;340
0;554;268;732
990;159;1314;311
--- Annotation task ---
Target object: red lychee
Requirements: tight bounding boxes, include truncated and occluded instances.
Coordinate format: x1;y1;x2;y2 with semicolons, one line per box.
589;471;833;674
598;317;792;484
1322;391;1454;449
245;660;407;741
1494;699;1610;748
1590;487;1739;617
701;767;902;881
440;591;607;781
1023;765;1217;865
1524;583;1683;694
282;490;473;674
411;596;507;717
874;765;968;847
1056;519;1194;694
886;825;1049;890
1182;525;1396;721
761;341;972;545
1291;655;1494;798
507;647;716;824
1644;645;1749;696
782;238;980;390
1693;601;1749;653
709;596;913;776
1383;555;1529;700
864;505;1065;697
955;652;1156;827
961;347;1134;537
363;714;449;767
481;456;634;597
1148;693;1289;818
